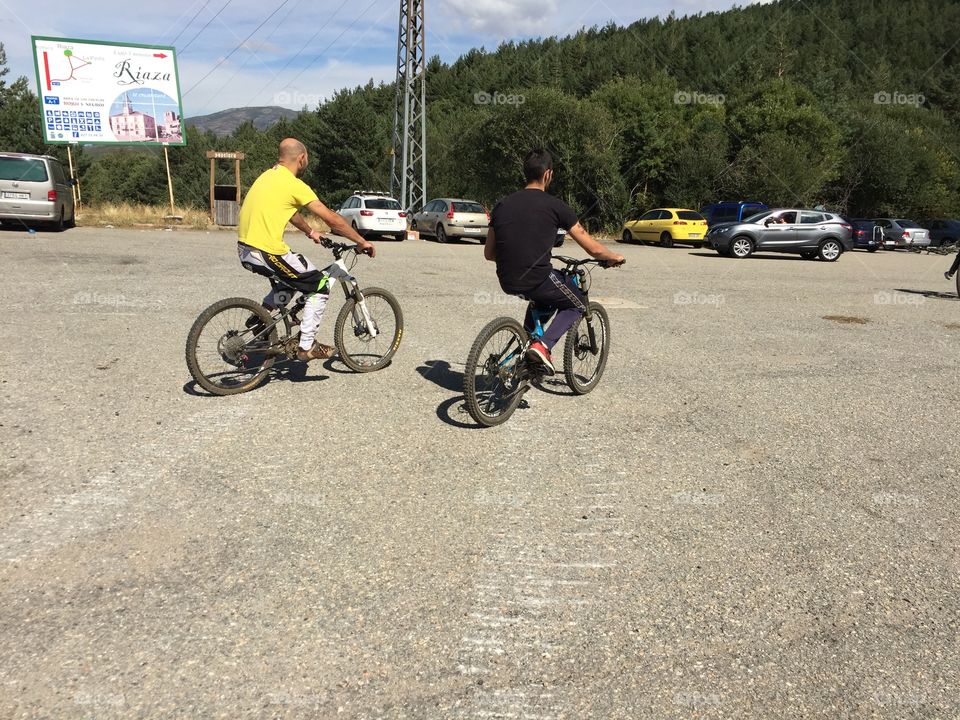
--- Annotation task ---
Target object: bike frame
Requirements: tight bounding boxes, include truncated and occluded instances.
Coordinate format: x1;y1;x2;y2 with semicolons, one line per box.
494;265;598;373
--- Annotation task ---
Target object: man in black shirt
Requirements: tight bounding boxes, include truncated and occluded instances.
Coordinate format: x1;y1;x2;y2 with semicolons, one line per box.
484;149;625;374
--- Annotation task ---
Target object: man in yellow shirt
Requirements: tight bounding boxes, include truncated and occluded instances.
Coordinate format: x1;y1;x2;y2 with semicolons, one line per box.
237;138;375;361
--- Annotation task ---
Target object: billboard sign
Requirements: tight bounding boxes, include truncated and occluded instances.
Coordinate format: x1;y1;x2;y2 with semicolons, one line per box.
31;36;186;146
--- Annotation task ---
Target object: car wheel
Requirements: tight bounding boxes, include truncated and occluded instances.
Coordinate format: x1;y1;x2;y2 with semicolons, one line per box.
729;236;753;258
351;220;364;238
818;239;842;262
660;232;673;248
621;229;633;243
867;246;878;253
692;242;702;249
435;224;447;244
66;207;76;229
410;219;418;231
53;207;65;232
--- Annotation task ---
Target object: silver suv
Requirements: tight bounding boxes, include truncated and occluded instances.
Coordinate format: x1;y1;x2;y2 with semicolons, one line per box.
707;209;853;261
338;191;407;240
0;152;76;231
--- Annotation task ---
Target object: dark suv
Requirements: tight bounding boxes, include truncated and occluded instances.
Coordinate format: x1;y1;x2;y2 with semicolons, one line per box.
700;201;769;227
706;208;853;261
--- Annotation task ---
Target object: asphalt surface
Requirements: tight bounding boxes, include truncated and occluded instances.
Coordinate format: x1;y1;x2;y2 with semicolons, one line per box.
1;227;958;719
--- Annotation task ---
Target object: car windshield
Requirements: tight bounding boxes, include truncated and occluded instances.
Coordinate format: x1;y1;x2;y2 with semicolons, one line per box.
365;198;401;210
677;211;704;221
0;157;48;182
453;201;485;214
895;219;920;228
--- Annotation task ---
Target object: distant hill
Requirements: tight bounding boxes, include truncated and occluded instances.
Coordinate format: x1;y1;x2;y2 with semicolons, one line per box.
185;106;299;137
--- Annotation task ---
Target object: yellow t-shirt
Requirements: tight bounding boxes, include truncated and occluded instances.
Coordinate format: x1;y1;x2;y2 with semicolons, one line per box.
237;165;319;255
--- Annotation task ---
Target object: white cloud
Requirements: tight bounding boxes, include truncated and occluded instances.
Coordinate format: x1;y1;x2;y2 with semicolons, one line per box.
440;0;559;36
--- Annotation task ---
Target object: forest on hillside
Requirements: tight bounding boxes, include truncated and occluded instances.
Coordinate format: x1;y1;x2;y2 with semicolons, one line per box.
1;0;959;228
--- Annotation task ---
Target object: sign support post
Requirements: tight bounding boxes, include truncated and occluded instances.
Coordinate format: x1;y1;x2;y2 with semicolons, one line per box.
163;146;175;216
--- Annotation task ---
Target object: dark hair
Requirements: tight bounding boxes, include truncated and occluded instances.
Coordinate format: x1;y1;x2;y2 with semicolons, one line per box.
523;149;553;183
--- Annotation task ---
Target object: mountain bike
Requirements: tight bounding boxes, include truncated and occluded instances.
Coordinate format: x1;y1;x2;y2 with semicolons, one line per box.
463;256;616;427
185;237;403;396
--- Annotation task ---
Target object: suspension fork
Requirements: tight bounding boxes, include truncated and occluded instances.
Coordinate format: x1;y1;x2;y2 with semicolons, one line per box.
581;293;600;355
344;280;379;338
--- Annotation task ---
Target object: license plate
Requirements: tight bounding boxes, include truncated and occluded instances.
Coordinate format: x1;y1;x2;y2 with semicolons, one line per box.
3;192;28;200
689;233;701;239
466;226;484;232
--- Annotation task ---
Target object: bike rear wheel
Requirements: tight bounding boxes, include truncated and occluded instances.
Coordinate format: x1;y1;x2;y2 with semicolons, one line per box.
334;287;403;372
563;302;610;395
464;317;529;427
185;297;280;395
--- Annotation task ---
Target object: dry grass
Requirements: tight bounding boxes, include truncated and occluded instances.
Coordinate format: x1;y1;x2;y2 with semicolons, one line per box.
76;202;331;233
78;202;214;230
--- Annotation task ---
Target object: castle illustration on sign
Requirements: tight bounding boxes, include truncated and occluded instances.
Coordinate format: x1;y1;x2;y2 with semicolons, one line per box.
109;92;182;143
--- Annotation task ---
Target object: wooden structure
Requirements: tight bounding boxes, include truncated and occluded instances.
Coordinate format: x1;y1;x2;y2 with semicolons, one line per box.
206;150;245;226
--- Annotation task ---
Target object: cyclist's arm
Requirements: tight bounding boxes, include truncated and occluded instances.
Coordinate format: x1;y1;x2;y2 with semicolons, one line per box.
484;228;496;262
288;211;318;239
304;199;375;257
568;223;625;265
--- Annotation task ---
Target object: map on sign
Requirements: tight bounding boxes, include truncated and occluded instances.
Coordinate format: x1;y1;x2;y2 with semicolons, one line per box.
31;36;185;146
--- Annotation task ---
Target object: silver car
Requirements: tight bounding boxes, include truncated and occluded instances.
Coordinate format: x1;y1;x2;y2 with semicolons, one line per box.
411;198;489;244
872;218;931;249
0;152;76;231
706;208;853;261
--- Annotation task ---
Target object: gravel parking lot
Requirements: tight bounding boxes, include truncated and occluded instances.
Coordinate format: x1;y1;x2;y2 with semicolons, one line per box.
1;227;958;719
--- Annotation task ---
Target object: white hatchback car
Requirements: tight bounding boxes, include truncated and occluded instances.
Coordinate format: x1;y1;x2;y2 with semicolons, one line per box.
338;191;407;240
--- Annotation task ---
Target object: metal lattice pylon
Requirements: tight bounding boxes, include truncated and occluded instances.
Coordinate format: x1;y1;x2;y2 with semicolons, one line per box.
390;0;426;212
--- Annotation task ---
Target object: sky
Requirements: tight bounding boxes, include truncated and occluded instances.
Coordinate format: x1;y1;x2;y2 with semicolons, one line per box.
1;0;768;116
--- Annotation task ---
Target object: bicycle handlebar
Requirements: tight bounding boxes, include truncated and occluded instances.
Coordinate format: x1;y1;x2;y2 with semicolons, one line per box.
553;255;623;269
320;233;372;258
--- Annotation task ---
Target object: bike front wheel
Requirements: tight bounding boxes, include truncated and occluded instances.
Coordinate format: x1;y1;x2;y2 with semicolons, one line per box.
185;297;280;395
463;317;530;427
334;287;403;372
563;302;610;395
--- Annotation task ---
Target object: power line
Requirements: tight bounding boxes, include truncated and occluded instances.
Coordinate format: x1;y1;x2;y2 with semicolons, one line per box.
247;0;355;104
169;0;212;47
201;0;307;109
183;0;293;96
179;0;233;55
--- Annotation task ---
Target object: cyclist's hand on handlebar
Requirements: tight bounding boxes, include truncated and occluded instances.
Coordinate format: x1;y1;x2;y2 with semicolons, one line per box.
356;239;376;258
601;253;626;268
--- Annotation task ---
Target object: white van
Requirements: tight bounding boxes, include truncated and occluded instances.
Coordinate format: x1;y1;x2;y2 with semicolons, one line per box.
0;152;76;231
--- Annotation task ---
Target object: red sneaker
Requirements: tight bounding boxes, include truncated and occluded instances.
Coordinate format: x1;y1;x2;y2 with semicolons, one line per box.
526;341;556;375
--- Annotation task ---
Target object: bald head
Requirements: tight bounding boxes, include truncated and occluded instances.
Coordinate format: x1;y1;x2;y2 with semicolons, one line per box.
278;137;309;178
279;138;307;162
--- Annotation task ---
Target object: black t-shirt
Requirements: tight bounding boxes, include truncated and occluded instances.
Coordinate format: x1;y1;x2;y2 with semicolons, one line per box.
491;189;579;292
